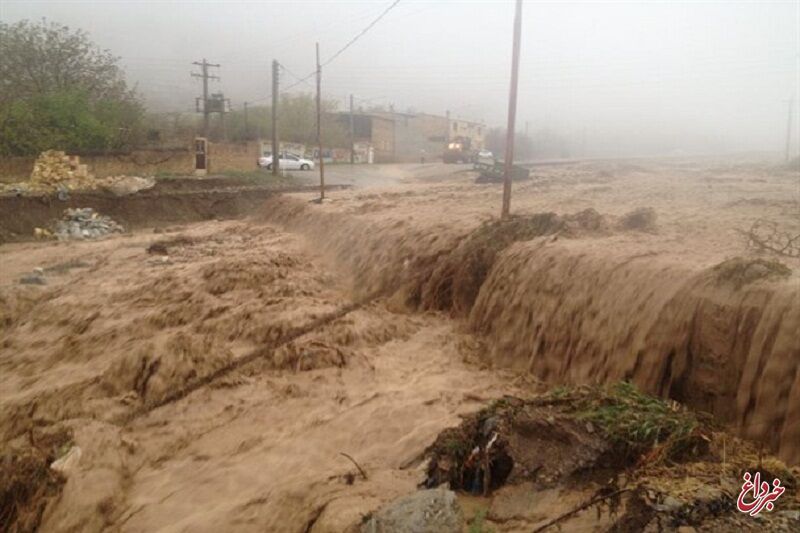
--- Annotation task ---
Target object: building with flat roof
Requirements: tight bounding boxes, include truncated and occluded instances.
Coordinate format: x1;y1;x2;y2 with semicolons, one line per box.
333;110;484;163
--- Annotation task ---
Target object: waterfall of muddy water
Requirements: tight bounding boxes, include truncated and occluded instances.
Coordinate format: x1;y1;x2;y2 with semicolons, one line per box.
265;195;800;465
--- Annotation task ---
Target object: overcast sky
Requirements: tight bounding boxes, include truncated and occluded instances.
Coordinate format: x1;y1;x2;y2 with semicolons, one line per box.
2;0;798;156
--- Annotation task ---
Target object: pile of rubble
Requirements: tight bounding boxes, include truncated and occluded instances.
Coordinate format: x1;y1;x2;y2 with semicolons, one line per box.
29;150;95;191
55;208;124;240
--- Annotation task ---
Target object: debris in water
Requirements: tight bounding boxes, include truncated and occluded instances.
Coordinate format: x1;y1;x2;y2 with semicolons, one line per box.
0;429;71;532
147;242;169;255
50;446;82;476
19;272;46;285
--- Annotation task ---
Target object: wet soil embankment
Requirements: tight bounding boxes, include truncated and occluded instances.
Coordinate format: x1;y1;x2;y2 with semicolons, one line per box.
470;242;800;464
265;196;800;464
0;178;346;244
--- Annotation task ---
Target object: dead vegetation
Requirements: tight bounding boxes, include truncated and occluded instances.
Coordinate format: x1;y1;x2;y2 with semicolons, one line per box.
712;257;792;289
738;218;800;258
617;207;658;232
423;383;799;531
1;429;71;533
425;383;709;496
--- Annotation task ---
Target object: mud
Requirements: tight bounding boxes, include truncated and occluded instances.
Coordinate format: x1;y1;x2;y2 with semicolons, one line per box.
260;157;799;465
0;157;798;531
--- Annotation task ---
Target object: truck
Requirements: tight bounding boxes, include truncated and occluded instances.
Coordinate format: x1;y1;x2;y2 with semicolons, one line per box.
443;136;473;164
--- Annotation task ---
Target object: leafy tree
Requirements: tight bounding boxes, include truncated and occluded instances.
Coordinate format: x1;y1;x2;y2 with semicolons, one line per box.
207;93;349;147
0;19;143;155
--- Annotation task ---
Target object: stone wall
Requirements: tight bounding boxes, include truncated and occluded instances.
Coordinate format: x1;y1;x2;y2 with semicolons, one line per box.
207;141;260;173
0;141;262;182
0;157;37;182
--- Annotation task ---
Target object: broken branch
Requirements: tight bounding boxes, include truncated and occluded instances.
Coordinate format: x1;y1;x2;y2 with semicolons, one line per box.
339;452;368;480
531;487;631;532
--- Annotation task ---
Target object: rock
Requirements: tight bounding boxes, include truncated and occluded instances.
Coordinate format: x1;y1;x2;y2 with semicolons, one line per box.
654;495;684;512
34;227;54;239
98;175;155;196
51;446;82;475
362;489;464;533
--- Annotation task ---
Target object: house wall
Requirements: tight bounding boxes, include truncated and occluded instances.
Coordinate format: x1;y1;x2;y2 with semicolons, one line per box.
370;117;395;163
449;119;486;150
375;113;450;163
327;111;483;164
415;114;450;160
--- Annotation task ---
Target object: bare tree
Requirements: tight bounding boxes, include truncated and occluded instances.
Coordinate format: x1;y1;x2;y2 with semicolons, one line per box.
738;219;800;258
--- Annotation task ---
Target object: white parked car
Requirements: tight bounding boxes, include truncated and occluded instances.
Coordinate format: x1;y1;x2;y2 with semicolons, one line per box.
474;149;495;168
258;153;315;170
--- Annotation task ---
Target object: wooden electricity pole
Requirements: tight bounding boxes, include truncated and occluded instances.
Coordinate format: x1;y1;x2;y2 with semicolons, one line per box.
501;0;523;219
316;42;326;199
191;59;220;138
350;94;355;164
243;102;249;140
272;60;280;176
786;97;794;163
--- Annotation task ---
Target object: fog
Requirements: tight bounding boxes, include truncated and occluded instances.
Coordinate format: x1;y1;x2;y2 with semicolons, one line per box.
2;0;798;157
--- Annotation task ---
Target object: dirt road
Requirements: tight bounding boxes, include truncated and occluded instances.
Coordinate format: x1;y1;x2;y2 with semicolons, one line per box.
1;157;798;531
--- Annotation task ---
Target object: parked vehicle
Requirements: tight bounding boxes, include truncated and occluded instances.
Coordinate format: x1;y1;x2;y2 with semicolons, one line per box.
475;160;531;183
258;153;315;170
474;149;495;169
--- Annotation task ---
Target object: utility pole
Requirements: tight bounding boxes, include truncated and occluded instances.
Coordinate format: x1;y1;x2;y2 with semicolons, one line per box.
272;60;280;176
243;102;249;140
191;59;220;138
788;98;795;162
501;0;523;219
350;94;356;164
316;42;326;200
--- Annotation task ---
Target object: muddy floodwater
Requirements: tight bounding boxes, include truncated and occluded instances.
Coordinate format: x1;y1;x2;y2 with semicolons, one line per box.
1;158;799;531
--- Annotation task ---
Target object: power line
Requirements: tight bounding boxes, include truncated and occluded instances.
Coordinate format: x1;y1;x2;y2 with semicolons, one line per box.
280;63;315;91
272;0;402;94
322;0;402;67
182;0;400;119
